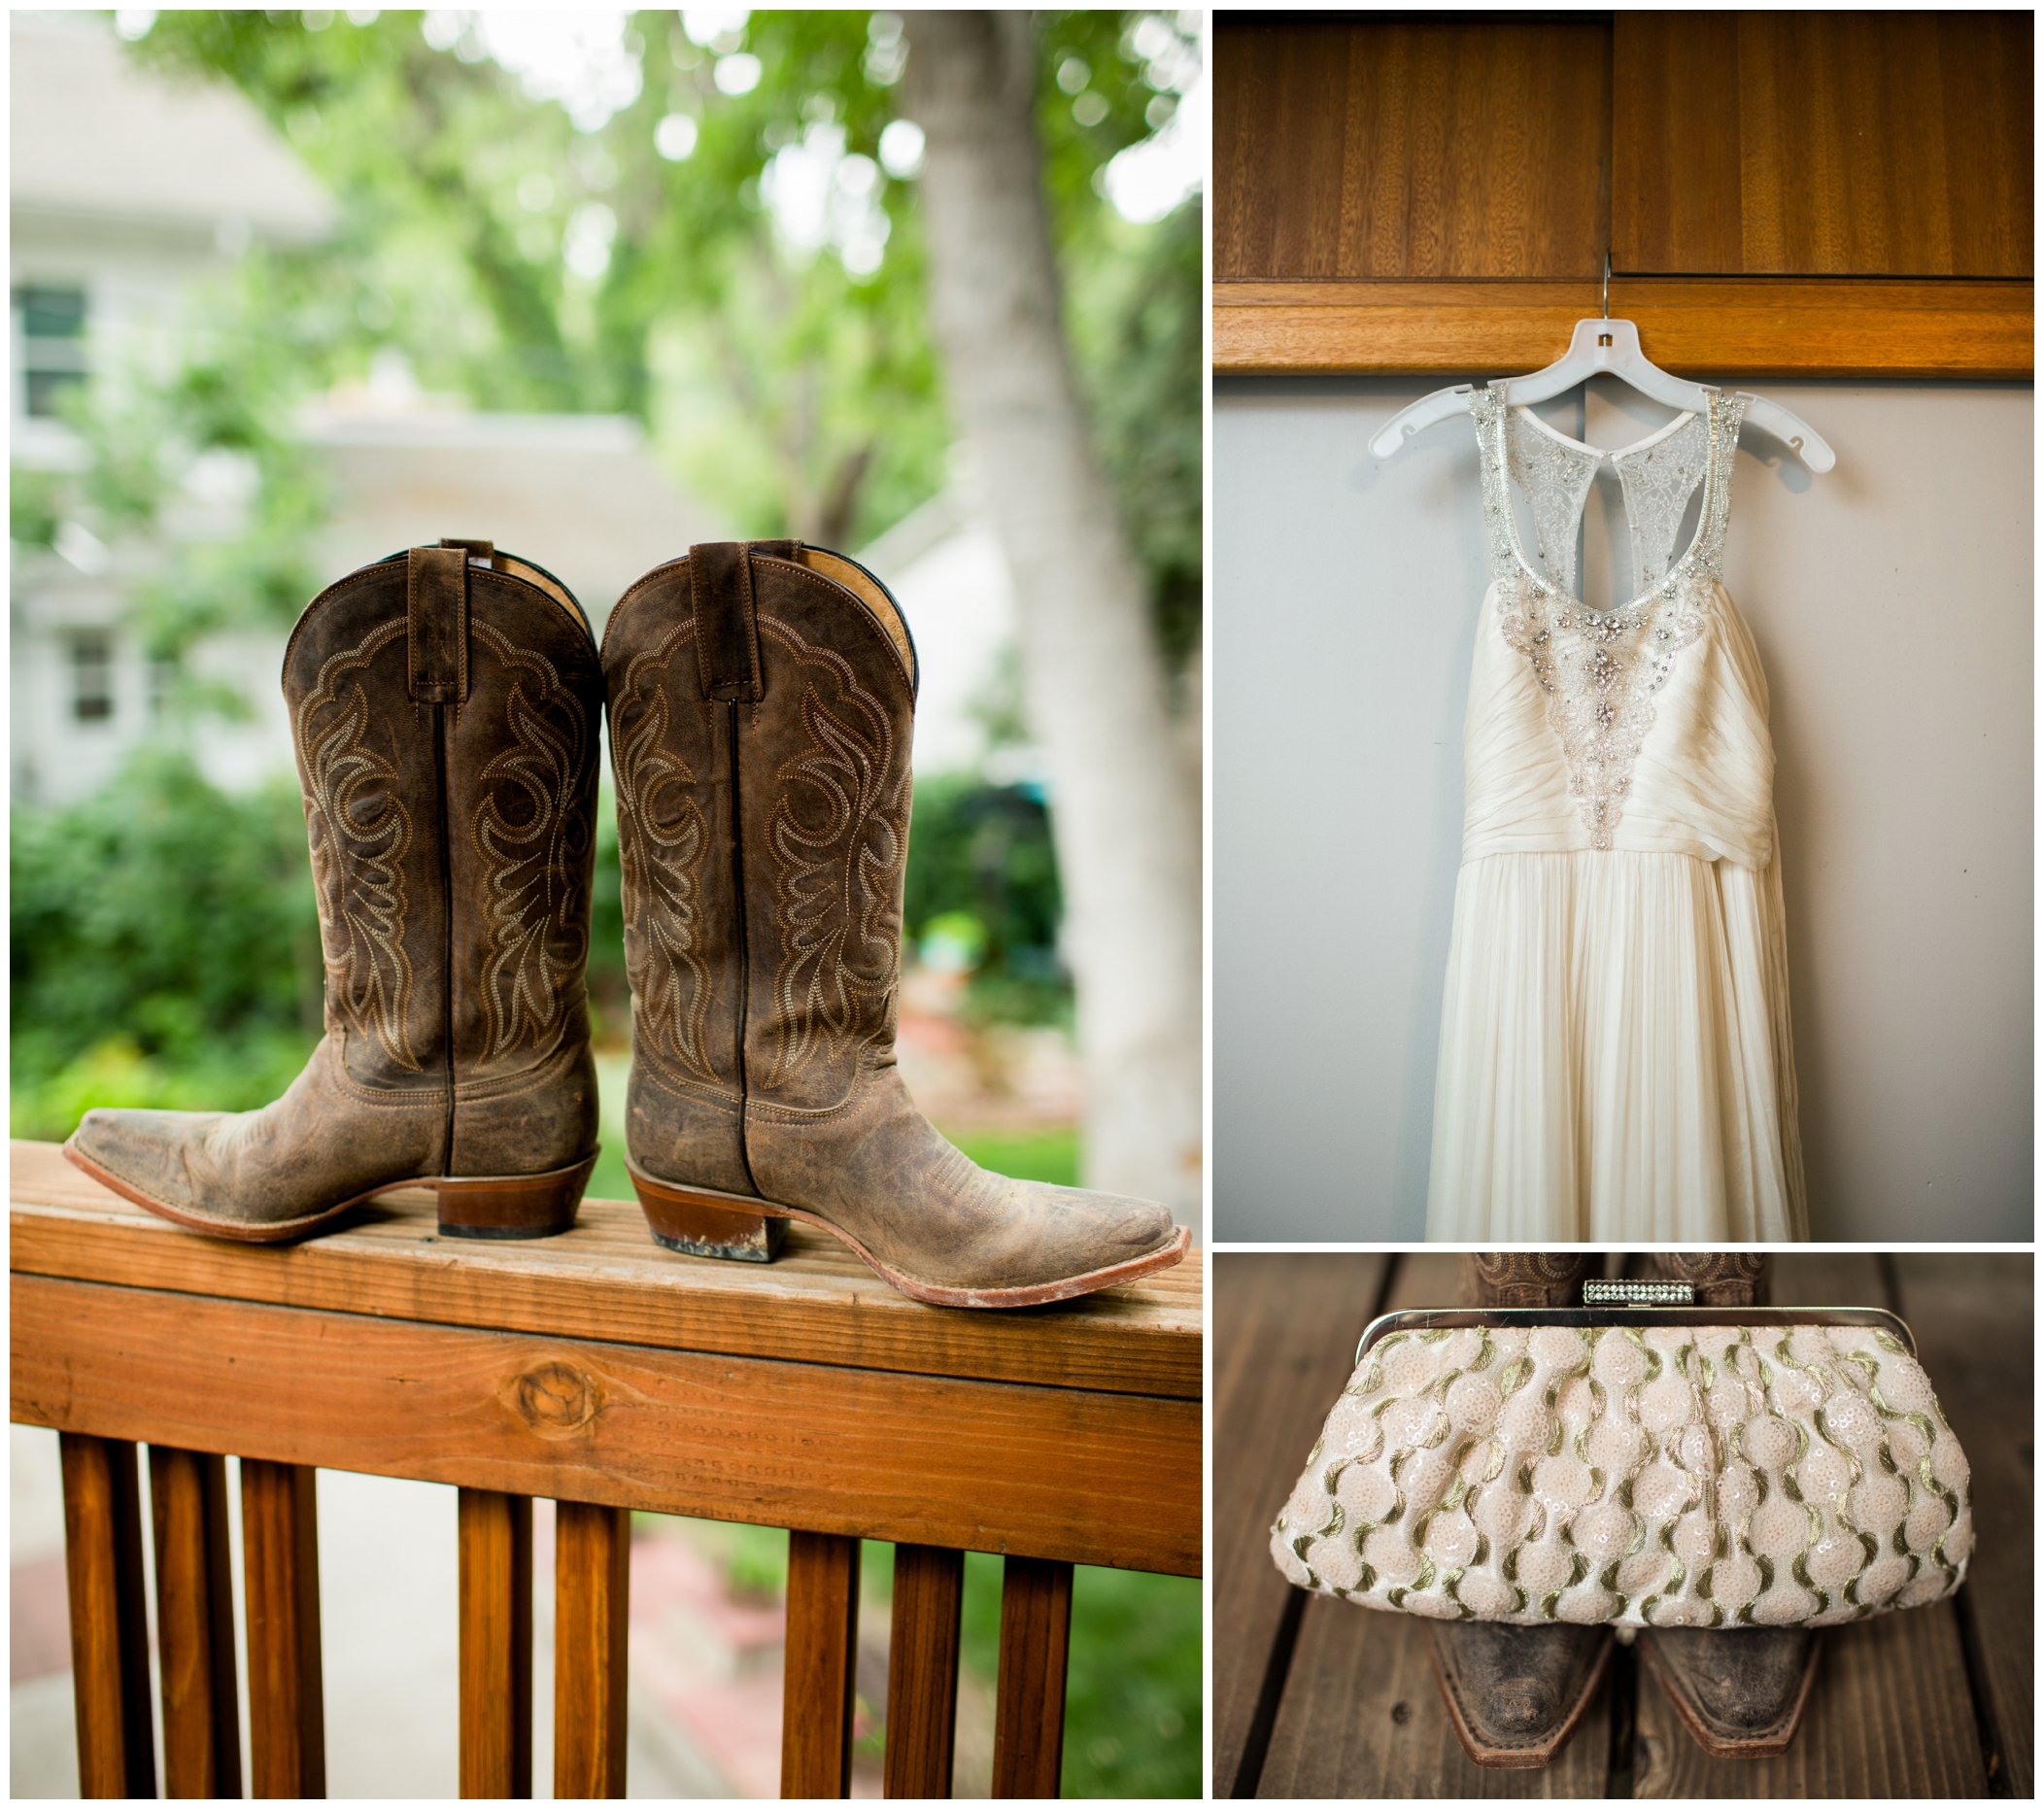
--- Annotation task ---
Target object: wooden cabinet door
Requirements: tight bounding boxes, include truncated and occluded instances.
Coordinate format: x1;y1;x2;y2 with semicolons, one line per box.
1614;12;2033;277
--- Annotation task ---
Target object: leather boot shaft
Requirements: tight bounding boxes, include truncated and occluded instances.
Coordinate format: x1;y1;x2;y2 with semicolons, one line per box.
285;541;602;1174
606;541;916;1178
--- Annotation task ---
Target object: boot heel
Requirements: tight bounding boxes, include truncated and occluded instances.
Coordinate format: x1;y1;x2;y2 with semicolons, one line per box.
628;1164;788;1263
435;1152;598;1240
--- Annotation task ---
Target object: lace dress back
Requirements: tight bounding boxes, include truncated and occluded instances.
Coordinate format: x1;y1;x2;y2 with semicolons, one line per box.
1426;384;1806;1243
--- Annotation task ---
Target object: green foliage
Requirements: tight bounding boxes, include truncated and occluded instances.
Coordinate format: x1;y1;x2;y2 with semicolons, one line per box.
125;9;1202;602
943;1124;1080;1187
903;772;1070;1023
11;749;322;1138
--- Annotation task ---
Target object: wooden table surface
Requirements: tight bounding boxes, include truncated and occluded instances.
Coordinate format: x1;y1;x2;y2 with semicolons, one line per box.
1214;1250;2031;1799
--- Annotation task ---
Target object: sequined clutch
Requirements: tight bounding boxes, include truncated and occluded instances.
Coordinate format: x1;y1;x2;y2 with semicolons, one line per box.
1269;1291;1972;1630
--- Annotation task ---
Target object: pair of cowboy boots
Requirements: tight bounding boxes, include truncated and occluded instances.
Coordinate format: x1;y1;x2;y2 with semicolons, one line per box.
64;539;1189;1310
1428;1252;1817;1768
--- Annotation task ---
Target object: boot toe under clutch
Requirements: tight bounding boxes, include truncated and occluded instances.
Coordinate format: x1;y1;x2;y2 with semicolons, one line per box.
65;541;603;1241
605;541;1190;1309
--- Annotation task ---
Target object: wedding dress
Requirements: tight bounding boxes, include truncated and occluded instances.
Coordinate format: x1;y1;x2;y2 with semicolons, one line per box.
1425;385;1807;1241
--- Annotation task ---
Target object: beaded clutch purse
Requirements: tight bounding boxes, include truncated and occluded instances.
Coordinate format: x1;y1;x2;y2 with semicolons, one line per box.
1269;1283;1972;1629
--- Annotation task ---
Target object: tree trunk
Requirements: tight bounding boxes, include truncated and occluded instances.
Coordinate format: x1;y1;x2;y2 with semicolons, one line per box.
901;13;1202;1214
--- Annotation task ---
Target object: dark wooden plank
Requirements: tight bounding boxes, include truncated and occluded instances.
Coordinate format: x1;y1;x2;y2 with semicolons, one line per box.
148;1444;243;1798
1635;1601;1987;1797
1212;277;2034;378
554;1501;630;1799
991;1555;1073;1798
1214;17;1612;280
885;1543;965;1798
12;1274;1200;1576
781;1531;861;1798
11;1140;1200;1401
1892;1254;2032;1797
58;1433;157;1799
458;1488;532;1799
1212;1251;1391;1795
1615;12;2032;277
240;1457;326;1798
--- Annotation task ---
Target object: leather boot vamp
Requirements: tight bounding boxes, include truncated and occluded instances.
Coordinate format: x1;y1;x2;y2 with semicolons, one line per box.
1645;1625;1814;1740
1428;1620;1609;1758
71;1034;444;1224
746;1063;1176;1292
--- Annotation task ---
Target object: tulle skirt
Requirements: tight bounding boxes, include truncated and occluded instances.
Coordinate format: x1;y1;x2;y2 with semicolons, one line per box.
1425;849;1807;1242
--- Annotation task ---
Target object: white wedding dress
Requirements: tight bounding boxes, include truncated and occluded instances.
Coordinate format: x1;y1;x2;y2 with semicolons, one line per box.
1425;385;1807;1242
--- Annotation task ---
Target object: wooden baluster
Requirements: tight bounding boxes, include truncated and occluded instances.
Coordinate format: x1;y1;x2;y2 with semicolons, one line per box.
240;1459;325;1798
457;1488;532;1799
59;1434;157;1799
148;1445;243;1798
554;1501;630;1799
884;1544;964;1799
781;1531;862;1797
991;1556;1073;1798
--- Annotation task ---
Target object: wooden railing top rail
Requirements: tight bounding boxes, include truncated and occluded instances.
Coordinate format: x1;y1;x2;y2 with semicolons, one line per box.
9;1141;1200;1399
12;1141;1203;1579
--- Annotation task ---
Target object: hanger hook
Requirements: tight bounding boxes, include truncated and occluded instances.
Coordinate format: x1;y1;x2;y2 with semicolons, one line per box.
1603;250;1611;321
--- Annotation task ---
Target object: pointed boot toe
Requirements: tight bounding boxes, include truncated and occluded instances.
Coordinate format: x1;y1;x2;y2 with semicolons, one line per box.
1640;1625;1819;1758
605;541;1190;1309
68;1108;221;1216
1425;1620;1611;1769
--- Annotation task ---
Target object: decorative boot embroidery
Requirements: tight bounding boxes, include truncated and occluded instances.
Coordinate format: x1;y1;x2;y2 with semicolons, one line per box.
470;620;592;1063
757;614;910;1089
611;619;723;1087
297;618;420;1070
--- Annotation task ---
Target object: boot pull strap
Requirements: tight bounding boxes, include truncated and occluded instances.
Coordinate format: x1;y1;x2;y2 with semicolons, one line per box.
407;542;471;704
690;539;800;700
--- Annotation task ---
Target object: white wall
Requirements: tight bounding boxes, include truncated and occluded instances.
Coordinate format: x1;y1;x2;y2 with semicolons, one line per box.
1213;377;2032;1243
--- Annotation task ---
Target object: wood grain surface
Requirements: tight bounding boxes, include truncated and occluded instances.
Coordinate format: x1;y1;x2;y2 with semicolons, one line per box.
1214;1250;2030;1798
1895;1255;2032;1797
240;1457;326;1798
458;1488;533;1799
1615;13;2032;278
1213;278;2033;378
1216;17;1612;281
781;1530;862;1798
885;1543;965;1798
149;1444;243;1798
554;1501;631;1799
58;1434;156;1800
1212;1251;1392;1795
990;1555;1073;1798
11;1272;1202;1575
9;1141;1200;1402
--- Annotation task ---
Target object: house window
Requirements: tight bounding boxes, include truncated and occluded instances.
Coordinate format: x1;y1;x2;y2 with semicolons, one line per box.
71;631;114;722
14;285;88;419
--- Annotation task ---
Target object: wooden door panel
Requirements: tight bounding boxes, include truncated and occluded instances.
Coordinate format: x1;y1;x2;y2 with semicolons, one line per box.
1215;17;1612;281
1615;12;2033;277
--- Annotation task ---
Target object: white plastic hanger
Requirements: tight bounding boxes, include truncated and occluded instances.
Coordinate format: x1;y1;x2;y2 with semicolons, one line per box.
1371;257;1835;473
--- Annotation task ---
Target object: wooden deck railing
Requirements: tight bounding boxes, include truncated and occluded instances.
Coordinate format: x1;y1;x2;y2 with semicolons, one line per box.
10;1140;1203;1799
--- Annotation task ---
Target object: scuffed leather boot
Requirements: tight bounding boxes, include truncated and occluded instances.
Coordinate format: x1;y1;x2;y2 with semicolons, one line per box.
66;542;602;1240
1633;1250;1820;1758
602;540;1189;1308
1429;1252;1612;1768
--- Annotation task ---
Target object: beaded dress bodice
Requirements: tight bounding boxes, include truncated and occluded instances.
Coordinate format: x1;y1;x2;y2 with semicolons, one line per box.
1461;384;1772;865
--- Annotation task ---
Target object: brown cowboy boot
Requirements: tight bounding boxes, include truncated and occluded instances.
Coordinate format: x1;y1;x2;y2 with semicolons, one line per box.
66;541;602;1240
1425;1253;1613;1768
1631;1251;1821;1758
602;540;1189;1308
